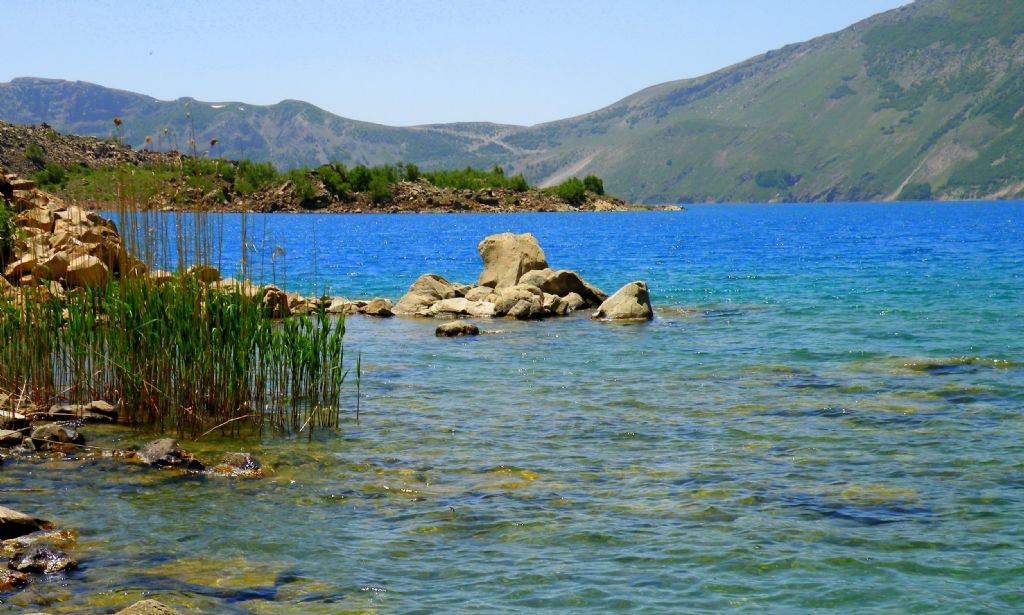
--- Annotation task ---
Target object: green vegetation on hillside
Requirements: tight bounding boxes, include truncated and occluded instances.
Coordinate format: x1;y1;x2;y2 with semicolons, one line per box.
0;198;14;268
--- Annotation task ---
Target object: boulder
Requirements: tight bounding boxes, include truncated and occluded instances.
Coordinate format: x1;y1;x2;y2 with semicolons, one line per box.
65;254;109;287
261;286;290;318
429;297;497;318
395;274;460;315
561;292;586;313
147;270;175;286
0;506;54;540
0;410;28;431
476;232;548;288
216;452;263;477
115;599;184;615
0;569;28;591
86;400;119;419
3;254;37;279
15;209;55;233
325;297;350;314
0;429;22;447
185;264;221;284
31;251;69;280
592;281;653;321
136;438;204;470
361;297;394;317
489;284;543;317
435;321;480;337
463;286;493;302
517;268;607;305
9;544;76;573
508;298;543;320
1;528;77;558
30;423;85;450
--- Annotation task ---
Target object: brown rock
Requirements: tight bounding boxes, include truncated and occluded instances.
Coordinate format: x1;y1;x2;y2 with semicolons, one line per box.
435;321;480;337
517;268;607;305
65;254;109;287
31;251;68;280
115;599;184;615
394;274;460;315
0;506;54;540
361;297;394;317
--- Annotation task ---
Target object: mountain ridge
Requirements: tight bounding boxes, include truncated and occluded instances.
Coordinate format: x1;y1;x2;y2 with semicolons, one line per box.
4;0;1024;203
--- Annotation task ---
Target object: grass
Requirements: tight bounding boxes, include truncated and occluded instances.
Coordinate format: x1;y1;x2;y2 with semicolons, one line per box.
1;122;358;438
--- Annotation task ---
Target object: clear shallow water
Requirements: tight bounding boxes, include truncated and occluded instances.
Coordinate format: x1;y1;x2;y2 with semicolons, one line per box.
3;203;1024;613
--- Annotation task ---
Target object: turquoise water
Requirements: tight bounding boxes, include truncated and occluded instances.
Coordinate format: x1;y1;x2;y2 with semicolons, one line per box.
3;203;1024;613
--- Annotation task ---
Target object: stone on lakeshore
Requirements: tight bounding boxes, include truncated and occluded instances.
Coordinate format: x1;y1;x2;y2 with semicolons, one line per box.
429;297;497;318
147;269;175;286
0;506;55;540
463;285;493;302
86;400;119;419
31;423;85;450
1;528;77;558
185;264;221;284
0;429;22;447
0;410;29;430
9;544;76;573
325;297;350;314
136;438;204;470
592;281;653;321
435;321;480;337
260;286;290;318
517;268;607;305
3;254;37;279
361;297;394;317
115;599;184;615
31;251;69;280
65;254;109;287
507;298;543;320
561;291;586;313
16;208;55;233
395;274;460;315
476;232;548;289
0;568;28;591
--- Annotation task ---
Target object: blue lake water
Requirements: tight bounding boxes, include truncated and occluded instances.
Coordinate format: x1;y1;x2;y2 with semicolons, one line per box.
3;202;1024;613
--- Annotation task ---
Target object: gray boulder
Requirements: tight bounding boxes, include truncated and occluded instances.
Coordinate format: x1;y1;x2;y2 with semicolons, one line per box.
429;297;497;318
0;429;22;447
9;544;76;573
137;438;204;470
592;281;654;321
30;424;85;450
476;233;548;288
489;284;543;316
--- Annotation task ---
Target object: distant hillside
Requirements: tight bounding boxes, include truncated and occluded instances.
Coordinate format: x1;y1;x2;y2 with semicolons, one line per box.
4;0;1024;203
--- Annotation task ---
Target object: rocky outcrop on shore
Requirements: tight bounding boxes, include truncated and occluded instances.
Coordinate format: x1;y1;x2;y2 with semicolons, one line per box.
397;232;653;322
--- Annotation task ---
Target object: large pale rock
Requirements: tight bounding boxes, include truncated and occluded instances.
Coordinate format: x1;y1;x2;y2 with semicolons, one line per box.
31;251;68;280
3;254;37;279
16;209;55;233
476;232;548;288
136;438;204;470
361;297;394;317
185;264;221;284
489;284;543;316
593;281;653;321
429;297;497;318
261;286;290;318
0;506;54;540
395;274;460;315
464;286;493;302
517;268;607;305
65;254;109;287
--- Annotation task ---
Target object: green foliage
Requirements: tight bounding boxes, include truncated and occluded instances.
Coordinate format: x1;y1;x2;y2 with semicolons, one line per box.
829;83;856;100
897;182;932;201
317;162;351;200
583;175;605;195
368;174;392;203
236;160;279;194
553;177;587;205
286;169;317;202
755;169;798;189
24;143;46;167
34;163;66;187
349;165;372;192
0;198;14;268
403;162;421;182
946;127;1024;192
423;165;532;192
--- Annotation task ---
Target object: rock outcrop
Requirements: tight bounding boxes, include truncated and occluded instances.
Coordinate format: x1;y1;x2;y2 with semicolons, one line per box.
592;281;654;321
477;233;548;288
0;506;54;540
396;233;619;323
436;321;480;337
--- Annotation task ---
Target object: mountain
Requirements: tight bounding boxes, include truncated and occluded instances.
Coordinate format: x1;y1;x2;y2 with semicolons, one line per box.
3;0;1024;203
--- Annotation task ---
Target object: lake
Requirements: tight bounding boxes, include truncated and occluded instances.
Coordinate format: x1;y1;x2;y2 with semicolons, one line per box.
3;202;1023;613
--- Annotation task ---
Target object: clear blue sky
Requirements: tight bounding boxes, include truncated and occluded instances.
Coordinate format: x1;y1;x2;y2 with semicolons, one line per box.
4;0;908;126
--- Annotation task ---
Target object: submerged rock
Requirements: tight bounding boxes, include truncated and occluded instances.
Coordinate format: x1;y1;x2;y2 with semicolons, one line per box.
477;232;548;289
115;599;184;615
435;321;480;337
9;544;76;573
593;281;654;321
0;568;28;591
215;452;263;477
0;506;54;540
136;438;204;470
30;423;85;450
1;528;76;558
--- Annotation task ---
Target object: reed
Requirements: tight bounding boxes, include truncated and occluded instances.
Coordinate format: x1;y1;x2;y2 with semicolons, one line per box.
0;116;356;438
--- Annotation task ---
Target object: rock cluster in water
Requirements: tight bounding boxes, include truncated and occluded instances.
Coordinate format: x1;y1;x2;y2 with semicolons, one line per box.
395;232;653;324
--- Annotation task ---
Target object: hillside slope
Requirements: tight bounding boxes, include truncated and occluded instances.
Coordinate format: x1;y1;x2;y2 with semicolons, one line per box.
4;0;1024;203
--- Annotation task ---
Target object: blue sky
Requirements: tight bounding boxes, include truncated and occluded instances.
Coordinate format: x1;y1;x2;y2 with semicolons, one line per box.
5;0;908;126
